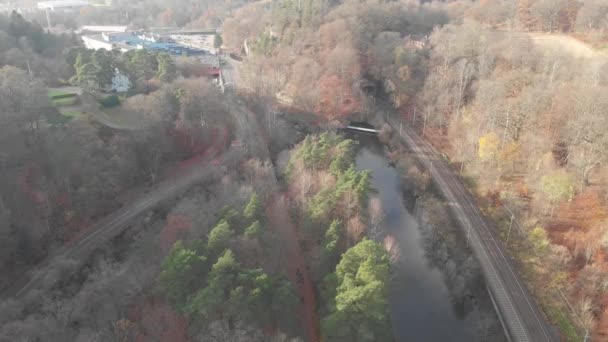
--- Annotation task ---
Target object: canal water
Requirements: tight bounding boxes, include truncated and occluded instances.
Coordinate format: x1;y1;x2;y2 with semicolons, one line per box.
353;135;481;341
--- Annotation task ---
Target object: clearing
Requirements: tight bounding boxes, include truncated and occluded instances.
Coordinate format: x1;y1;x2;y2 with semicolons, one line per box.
528;33;607;59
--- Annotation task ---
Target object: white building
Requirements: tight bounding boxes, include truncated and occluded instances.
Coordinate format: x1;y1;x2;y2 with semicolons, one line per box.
110;69;131;93
81;35;133;52
80;26;128;33
82;35;113;50
37;0;90;11
39;1;90;29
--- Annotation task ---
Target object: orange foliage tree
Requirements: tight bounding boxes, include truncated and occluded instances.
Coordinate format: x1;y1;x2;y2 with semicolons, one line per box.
317;75;361;118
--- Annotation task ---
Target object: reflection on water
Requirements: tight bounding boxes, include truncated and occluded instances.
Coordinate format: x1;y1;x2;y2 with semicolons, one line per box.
354;136;478;342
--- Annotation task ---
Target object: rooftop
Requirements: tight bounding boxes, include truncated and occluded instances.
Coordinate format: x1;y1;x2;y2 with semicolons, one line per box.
37;0;90;9
83;32;210;56
80;25;128;33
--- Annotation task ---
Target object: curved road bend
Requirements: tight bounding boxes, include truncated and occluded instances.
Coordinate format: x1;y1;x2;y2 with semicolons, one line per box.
1;129;231;300
385;117;556;342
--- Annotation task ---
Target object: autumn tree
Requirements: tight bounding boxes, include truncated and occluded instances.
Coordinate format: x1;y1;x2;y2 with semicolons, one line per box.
156;52;177;83
517;0;538;30
541;169;574;202
562;86;608;191
478;132;500;163
0;66;54;134
528;227;550;255
531;0;568;33
469;0;516;26
575;0;608;32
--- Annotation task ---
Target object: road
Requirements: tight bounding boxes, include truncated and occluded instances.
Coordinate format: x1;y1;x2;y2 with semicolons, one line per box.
1;126;230;299
384;116;556;342
222;57;243;91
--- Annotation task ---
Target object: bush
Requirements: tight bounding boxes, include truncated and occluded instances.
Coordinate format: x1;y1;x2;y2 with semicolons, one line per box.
540;170;574;203
99;95;121;108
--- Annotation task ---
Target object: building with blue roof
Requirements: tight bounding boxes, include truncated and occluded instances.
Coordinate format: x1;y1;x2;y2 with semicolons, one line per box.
83;31;209;57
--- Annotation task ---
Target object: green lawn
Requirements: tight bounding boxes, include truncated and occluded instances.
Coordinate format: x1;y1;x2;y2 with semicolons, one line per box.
59;110;84;118
48;89;80;106
51;97;78;106
48;89;71;98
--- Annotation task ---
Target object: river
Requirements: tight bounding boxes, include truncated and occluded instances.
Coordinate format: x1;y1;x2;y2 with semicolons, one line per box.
352;134;503;341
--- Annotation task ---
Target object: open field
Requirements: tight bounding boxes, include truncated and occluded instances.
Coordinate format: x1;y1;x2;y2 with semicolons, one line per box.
529;33;607;59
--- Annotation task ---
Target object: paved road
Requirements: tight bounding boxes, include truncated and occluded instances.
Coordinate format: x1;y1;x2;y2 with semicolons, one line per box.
384;117;556;342
222;57;247;92
1;128;230;299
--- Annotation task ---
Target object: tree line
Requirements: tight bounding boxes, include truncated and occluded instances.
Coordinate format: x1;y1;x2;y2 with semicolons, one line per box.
222;0;445;117
68;47;177;92
418;17;608;338
285;133;392;341
159;192;300;336
0;11;76;82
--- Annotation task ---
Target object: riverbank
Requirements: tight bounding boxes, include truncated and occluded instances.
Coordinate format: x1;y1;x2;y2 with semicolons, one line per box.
350;133;505;341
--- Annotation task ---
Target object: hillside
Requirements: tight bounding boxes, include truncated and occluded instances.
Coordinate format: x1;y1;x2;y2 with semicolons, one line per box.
222;0;608;340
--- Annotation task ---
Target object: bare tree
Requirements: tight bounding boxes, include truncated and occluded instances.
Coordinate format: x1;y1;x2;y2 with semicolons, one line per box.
531;0;567;33
368;196;385;240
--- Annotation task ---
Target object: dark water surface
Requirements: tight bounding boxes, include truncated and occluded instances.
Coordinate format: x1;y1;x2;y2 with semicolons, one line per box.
353;136;478;342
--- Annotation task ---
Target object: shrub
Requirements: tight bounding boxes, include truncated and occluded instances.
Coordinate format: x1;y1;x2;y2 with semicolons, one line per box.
99;95;121;108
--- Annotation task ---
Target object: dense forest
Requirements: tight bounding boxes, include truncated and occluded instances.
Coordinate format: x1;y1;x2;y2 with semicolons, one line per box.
1;0;608;341
0;11;77;81
0;6;393;341
222;0;608;339
26;0;254;30
0;11;261;340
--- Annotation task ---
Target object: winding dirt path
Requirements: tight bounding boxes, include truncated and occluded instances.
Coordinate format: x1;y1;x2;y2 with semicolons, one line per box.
267;193;320;342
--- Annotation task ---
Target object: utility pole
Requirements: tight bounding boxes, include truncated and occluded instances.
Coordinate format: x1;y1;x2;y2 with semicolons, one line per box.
506;215;514;243
45;8;52;30
25;58;33;81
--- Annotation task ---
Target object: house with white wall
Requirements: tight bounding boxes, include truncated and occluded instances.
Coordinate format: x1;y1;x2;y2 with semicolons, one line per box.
109;69;131;92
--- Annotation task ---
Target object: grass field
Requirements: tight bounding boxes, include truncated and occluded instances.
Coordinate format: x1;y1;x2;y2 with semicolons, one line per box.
48;89;80;106
59;109;84;118
48;89;70;97
51;97;78;106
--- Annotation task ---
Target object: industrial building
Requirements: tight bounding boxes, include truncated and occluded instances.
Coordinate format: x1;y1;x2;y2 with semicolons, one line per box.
82;34;133;52
82;31;212;56
170;34;216;54
79;25;129;33
37;0;90;11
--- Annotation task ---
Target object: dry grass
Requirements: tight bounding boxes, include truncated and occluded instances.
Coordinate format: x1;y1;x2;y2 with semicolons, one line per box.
528;33;604;58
